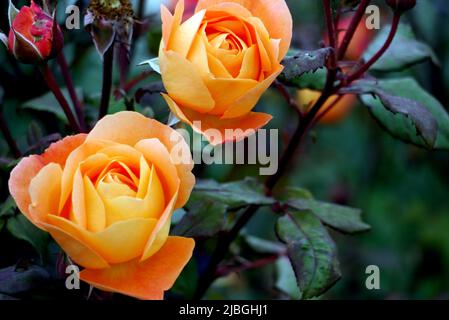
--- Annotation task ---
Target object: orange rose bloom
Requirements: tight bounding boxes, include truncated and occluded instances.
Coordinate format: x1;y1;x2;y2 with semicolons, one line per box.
8;112;195;300
159;0;292;144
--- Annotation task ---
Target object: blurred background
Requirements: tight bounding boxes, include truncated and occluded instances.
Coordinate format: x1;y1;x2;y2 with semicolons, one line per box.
0;0;448;300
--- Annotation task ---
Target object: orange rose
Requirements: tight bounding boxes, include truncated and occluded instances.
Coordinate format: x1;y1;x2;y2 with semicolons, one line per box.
159;0;292;144
8;112;195;300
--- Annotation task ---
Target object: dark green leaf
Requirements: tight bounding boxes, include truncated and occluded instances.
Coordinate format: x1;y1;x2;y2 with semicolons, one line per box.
22;88;82;123
193;178;274;208
352;78;449;150
0;265;50;295
171;259;198;299
172;200;227;238
364;23;439;72
288;199;370;234
276;211;341;299
0;196;17;219
279;49;331;87
6;214;49;261
244;234;285;255
275;256;301;299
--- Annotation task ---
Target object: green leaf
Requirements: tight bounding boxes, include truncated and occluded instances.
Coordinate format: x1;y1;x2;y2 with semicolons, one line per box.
193;178;274;208
139;57;161;74
171;259;198;299
279;49;331;87
22;88;82;123
276;211;341;299
244;235;285;255
172;200;227;238
355;78;449;150
0;196;17;219
0;265;50;295
275;256;301;299
172;178;273;238
364;23;439;72
288;199;370;234
6;214;50;261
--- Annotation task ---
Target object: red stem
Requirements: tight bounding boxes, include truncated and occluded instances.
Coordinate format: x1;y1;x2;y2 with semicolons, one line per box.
344;13;401;84
217;254;283;277
323;0;338;69
99;45;114;120
56;53;87;132
40;64;81;133
337;0;371;60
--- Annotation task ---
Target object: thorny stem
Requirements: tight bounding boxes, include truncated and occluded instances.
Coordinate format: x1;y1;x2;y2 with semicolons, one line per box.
56;53;87;132
40;64;82;133
0;109;21;158
99;45;114;120
337;0;371;60
195;3;402;300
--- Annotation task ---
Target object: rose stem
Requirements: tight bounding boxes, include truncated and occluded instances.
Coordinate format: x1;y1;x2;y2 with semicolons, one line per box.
195;1;402;300
323;0;338;70
216;253;284;278
337;0;371;60
343;13;401;85
40;64;82;133
98;45;114;120
0;108;21;158
56;52;87;132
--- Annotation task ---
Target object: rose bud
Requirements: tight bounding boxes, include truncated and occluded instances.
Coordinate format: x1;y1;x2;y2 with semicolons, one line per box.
385;0;417;14
0;0;63;64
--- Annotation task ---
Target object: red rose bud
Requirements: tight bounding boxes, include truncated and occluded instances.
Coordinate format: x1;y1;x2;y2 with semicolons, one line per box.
386;0;417;13
0;1;63;64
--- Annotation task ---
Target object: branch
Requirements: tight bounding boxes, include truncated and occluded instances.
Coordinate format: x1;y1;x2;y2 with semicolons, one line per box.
98;45;115;120
40;64;82;133
56;53;87;132
337;0;371;60
344;13;401;84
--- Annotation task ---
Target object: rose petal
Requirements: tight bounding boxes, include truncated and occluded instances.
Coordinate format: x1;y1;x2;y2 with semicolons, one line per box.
196;0;292;60
87;112;195;208
159;49;215;112
47;215;158;265
221;64;283;119
80;236;195;300
162;93;272;145
28;163;62;226
9;134;87;225
169;9;206;58
39;219;110;269
8;155;44;224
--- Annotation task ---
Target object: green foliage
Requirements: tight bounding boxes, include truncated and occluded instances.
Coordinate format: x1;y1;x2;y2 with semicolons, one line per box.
276;211;341;299
174;178;274;238
288;199;371;234
22;88;81;123
354;78;449;150
364;23;439;72
6;214;50;262
279;48;331;88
